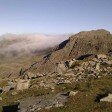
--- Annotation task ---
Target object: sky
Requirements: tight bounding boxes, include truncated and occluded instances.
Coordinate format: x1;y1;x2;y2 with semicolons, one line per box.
0;0;112;34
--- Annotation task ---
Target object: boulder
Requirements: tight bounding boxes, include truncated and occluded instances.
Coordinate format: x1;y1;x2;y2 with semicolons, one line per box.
17;79;30;91
100;94;112;102
55;61;69;74
68;59;77;67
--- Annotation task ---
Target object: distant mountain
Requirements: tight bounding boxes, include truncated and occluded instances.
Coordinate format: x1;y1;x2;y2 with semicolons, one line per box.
50;29;112;60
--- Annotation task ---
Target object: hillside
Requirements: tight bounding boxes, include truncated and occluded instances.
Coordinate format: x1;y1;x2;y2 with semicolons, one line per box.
0;29;112;112
1;29;112;76
0;34;69;77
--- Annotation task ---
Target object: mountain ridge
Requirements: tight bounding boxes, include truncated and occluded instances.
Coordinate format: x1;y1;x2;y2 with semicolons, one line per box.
30;29;112;73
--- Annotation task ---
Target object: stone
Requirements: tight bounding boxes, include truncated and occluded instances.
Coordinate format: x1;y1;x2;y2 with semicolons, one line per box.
68;59;77;67
95;63;100;71
17;79;30;91
89;61;96;67
100;94;112;102
24;72;37;79
45;106;52;109
64;73;74;77
50;86;55;90
54;102;64;107
37;73;45;77
69;91;78;96
97;54;107;59
11;92;17;95
64;80;71;84
55;61;69;74
8;82;17;88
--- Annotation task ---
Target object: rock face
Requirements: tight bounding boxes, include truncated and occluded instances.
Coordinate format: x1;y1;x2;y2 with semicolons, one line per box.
17;79;30;91
55;59;78;74
15;53;112;91
54;54;112;82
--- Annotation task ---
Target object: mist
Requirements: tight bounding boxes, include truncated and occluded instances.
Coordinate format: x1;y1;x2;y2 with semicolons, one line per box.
0;33;70;58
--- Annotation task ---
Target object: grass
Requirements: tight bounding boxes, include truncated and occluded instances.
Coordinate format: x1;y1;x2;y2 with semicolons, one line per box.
0;54;43;78
0;87;51;110
0;79;8;87
0;74;112;112
39;75;112;112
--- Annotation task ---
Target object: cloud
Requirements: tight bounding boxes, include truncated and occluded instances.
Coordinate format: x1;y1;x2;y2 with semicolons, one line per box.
0;33;70;58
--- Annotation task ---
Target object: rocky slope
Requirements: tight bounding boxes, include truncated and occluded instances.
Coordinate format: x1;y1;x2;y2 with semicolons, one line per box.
0;29;112;112
27;29;112;73
0;54;112;112
0;33;69;77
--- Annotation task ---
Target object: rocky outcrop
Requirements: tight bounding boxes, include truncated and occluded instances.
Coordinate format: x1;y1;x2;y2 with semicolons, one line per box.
1;53;112;112
55;61;69;74
27;29;112;73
